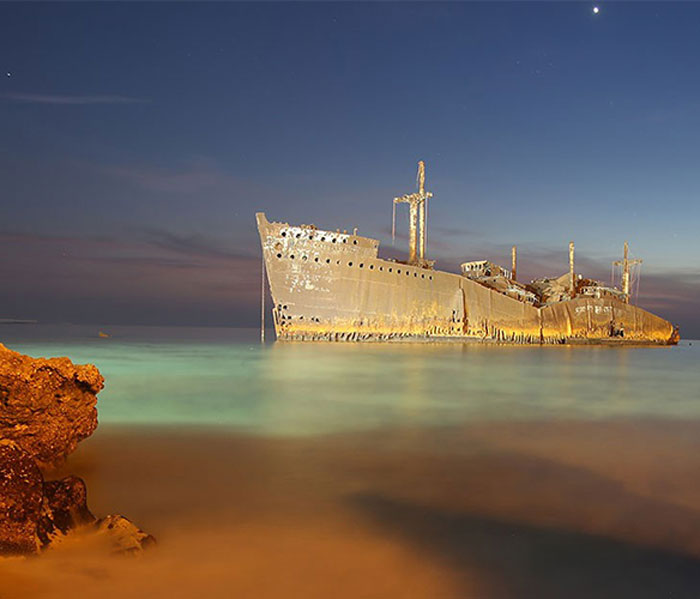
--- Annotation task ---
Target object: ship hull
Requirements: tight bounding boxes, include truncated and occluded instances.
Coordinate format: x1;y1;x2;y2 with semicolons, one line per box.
257;214;677;345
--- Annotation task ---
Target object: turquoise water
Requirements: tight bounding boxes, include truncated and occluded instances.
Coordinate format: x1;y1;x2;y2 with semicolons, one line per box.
2;324;698;435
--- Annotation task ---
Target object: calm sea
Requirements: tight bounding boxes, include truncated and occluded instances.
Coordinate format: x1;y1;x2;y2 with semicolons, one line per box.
3;324;700;598
1;324;697;433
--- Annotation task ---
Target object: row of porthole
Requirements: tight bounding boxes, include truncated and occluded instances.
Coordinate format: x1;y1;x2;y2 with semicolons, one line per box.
280;315;321;322
277;306;320;323
280;230;359;245
274;253;433;280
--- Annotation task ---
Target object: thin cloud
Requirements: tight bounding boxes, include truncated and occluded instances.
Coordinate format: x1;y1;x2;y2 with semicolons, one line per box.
98;161;237;194
0;92;147;105
140;228;253;261
432;225;479;238
75;255;202;270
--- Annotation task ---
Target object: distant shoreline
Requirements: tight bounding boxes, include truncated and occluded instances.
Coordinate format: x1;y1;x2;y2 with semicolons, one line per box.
0;319;38;324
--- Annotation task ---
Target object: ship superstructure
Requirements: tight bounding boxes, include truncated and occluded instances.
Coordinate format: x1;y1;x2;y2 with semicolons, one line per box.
256;163;678;345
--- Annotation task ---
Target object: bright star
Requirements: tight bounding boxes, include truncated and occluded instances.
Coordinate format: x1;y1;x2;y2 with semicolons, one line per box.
593;6;600;14
5;72;10;77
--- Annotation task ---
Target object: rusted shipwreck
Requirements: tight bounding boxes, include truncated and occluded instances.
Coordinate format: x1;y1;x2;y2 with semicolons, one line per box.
256;162;679;345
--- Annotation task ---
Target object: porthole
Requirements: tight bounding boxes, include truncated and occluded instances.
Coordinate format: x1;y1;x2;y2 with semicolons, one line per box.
369;265;374;270
314;257;319;262
281;231;287;237
290;255;295;259
348;262;353;267
421;274;425;279
389;268;392;272
321;236;326;241
302;255;307;261
276;253;282;258
343;239;347;243
309;235;314;240
379;266;383;271
353;240;358;245
332;238;336;243
283;305;288;310
397;270;401;274
326;258;331;264
359;263;364;268
429;276;433;280
414;273;417;277
296;233;301;239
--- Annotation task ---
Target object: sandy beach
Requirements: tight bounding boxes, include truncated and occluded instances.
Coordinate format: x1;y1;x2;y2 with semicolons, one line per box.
3;419;700;599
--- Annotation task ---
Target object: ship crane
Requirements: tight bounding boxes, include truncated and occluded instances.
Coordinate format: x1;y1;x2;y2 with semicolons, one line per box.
612;241;642;304
392;161;433;266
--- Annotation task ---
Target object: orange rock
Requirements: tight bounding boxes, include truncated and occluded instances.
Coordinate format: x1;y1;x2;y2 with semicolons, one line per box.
0;440;43;555
0;344;104;469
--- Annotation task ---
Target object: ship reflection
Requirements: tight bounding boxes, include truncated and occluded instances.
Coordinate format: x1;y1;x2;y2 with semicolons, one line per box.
255;341;683;436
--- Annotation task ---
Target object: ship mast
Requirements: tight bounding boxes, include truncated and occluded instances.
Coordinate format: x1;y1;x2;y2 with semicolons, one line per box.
612;241;642;303
393;161;433;266
569;241;575;297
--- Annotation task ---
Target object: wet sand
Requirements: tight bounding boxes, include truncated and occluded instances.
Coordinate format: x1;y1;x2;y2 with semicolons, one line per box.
3;419;700;598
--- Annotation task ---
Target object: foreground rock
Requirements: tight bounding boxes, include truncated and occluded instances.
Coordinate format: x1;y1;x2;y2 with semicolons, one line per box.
94;515;156;554
1;344;153;557
0;343;104;468
36;475;96;547
0;449;155;556
0;441;43;555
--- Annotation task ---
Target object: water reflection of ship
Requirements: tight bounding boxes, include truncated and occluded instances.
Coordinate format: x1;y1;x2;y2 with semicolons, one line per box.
257;162;678;345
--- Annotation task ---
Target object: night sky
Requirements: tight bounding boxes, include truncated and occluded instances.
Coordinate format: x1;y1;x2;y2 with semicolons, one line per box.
1;2;699;335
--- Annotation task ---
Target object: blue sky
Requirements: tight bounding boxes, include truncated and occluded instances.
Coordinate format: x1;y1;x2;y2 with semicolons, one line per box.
1;2;698;334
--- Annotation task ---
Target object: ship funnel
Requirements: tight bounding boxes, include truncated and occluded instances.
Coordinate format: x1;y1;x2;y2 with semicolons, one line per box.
511;246;517;281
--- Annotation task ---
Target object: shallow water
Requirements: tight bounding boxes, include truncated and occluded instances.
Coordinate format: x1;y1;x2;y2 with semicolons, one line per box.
1;324;698;432
2;325;700;598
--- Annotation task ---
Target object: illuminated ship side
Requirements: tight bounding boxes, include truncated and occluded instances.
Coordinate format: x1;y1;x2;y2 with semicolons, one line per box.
256;163;678;345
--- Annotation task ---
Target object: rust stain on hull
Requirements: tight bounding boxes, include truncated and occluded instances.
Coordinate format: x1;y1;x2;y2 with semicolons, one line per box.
256;213;678;346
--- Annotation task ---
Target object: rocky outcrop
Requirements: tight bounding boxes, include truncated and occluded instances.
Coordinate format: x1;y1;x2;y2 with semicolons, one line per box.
0;343;104;468
1;344;153;557
94;515;156;554
0;452;155;555
0;441;43;555
36;475;96;547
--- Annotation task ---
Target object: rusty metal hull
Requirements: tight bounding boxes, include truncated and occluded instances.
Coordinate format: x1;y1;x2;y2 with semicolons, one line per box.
257;213;677;345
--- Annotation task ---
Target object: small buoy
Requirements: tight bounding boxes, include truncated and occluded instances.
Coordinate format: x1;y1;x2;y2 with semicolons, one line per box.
98;331;111;338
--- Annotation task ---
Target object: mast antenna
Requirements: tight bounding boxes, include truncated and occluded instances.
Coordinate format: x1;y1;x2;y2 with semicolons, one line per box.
612;241;643;304
569;241;575;297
